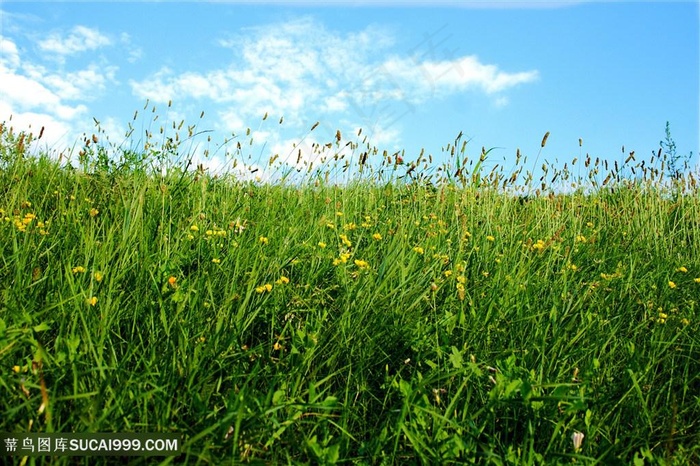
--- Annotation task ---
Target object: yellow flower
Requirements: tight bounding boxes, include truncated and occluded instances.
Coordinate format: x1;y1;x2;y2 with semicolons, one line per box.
259;236;269;245
190;225;199;232
318;242;327;249
89;208;99;217
444;270;453;278
456;283;466;301
94;271;104;282
676;266;688;273
486;235;495;242
354;259;369;270
372;233;382;241
413;246;424;255
333;252;351;266
695;278;700;283
336;211;343;217
212;258;221;264
276;276;290;285
72;266;86;274
576;235;587;243
681;318;690;326
339;234;352;247
668;281;676;289
87;296;98;306
255;283;273;293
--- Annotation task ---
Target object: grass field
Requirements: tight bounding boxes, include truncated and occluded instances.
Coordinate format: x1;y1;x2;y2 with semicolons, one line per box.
1;116;699;465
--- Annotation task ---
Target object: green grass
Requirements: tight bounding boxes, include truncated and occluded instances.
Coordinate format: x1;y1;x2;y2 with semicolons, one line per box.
1;118;699;465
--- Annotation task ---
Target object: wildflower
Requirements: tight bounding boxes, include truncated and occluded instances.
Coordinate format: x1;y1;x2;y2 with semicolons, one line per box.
87;296;98;306
676;266;688;273
532;239;546;251
326;223;335;230
333;252;351;266
413;246;424;255
276;276;290;285
259;236;269;245
72;266;86;274
94;271;104;282
681;318;690;326
187;234;194;240
695;278;700;283
576;235;587;243
318;242;327;249
13;365;21;373
571;431;584;451
457;275;466;284
354;259;369;270
668;281;677;289
344;223;357;231
168;276;177;288
372;233;382;241
212;258;221;264
190;225;199;232
339;234;352;247
273;341;283;351
444;270;453;278
586;222;594;228
255;283;273;293
336;212;343;217
89;208;99;217
21;200;32;209
456;283;466;301
486;235;495;242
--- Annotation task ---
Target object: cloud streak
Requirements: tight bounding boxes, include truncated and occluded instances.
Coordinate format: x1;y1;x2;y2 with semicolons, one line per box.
38;25;112;58
130;17;538;135
0;29;117;146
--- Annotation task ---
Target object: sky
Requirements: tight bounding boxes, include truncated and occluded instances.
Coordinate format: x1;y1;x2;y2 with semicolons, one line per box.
1;1;698;184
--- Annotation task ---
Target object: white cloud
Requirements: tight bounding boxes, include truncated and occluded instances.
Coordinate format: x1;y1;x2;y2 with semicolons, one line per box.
130;16;538;141
380;54;539;98
0;100;74;150
38;25;112;57
0;30;117;151
0;35;20;70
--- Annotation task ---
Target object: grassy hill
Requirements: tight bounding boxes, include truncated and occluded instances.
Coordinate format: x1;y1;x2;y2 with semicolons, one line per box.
1;121;699;464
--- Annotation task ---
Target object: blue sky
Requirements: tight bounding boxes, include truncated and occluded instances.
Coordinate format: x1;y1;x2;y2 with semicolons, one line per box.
1;1;698;183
